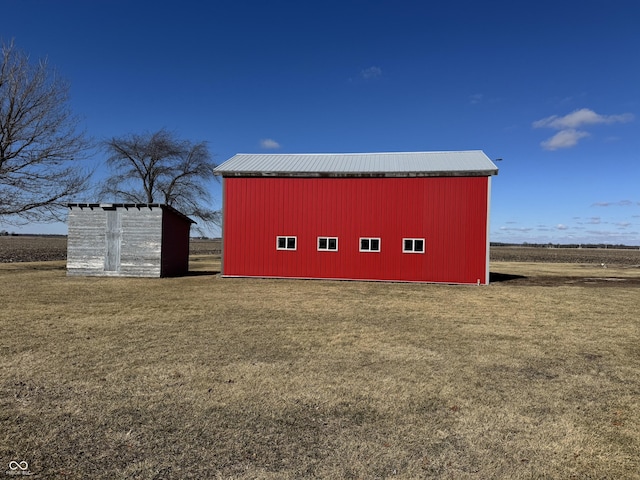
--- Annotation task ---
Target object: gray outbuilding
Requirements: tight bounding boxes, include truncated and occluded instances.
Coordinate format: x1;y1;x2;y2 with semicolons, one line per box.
67;203;194;277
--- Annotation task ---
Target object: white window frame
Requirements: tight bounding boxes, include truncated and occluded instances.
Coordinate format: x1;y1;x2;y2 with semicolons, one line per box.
276;236;297;251
317;236;338;251
359;237;381;252
403;238;425;254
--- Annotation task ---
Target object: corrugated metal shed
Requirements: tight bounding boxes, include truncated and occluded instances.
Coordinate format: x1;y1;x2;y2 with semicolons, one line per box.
214;151;498;177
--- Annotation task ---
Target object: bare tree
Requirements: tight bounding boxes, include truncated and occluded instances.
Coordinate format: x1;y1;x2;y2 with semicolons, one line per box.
0;40;91;224
101;129;220;230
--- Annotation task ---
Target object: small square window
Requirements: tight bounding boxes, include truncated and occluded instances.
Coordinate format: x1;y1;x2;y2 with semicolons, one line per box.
277;236;297;250
403;238;425;253
318;237;338;251
360;237;381;252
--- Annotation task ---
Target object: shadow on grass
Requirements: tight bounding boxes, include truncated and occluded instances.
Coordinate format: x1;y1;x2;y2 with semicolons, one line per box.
185;270;219;277
490;272;527;283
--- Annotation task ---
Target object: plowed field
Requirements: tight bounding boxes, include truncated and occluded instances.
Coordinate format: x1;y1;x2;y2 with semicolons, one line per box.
0;236;222;263
490;245;640;266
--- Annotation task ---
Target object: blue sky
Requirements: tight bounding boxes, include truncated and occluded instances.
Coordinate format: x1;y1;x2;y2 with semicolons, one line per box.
2;0;639;244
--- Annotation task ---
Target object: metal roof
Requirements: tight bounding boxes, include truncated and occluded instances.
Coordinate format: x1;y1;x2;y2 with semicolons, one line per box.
213;151;498;178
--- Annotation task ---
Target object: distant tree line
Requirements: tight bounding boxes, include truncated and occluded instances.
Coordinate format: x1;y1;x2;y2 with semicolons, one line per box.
491;242;640;250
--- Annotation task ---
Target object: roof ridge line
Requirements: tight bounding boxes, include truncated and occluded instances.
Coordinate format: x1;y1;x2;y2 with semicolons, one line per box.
234;150;482;156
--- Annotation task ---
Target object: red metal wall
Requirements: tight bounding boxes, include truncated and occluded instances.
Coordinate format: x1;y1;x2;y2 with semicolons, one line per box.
222;176;490;284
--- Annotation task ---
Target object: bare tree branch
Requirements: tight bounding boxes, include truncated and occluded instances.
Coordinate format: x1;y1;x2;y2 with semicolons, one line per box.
101;129;220;233
0;40;92;224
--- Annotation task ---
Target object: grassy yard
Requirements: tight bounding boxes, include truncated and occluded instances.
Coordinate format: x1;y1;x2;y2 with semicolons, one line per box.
1;258;639;479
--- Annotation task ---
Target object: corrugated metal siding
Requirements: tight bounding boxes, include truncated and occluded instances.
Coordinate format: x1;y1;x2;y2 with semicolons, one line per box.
214;151;498;177
222;176;490;283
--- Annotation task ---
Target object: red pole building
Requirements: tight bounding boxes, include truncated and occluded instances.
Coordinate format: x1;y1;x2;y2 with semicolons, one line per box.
214;151;498;284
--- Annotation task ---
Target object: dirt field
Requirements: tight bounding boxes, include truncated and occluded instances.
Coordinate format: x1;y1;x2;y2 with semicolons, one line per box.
0;235;68;262
490;245;640;266
0;236;222;263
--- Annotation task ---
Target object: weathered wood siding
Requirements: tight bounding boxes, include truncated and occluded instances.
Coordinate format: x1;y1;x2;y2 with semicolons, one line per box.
67;204;183;277
67;205;110;275
118;207;163;277
104;209;122;271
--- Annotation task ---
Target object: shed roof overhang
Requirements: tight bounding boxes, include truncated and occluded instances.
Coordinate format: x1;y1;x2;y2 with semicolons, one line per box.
67;203;196;224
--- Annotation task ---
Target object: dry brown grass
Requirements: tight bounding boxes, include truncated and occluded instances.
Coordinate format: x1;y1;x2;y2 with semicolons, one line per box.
1;258;639;479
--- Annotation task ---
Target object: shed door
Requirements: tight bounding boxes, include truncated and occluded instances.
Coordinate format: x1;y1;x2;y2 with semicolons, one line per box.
104;209;122;272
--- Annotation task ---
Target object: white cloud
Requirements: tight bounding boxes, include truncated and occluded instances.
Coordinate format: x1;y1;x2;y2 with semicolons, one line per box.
533;108;634;129
540;129;589;150
361;66;382;80
592;200;634;207
469;93;483;104
533;108;634;150
500;226;533;232
585;229;623;238
556;224;569;230
260;138;281;149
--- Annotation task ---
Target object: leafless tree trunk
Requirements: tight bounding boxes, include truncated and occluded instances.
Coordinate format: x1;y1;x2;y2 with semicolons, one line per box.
101;129;220;231
0;40;92;224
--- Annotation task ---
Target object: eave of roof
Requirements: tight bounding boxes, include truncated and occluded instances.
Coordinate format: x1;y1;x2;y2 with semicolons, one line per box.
213;151;499;178
67;203;196;224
